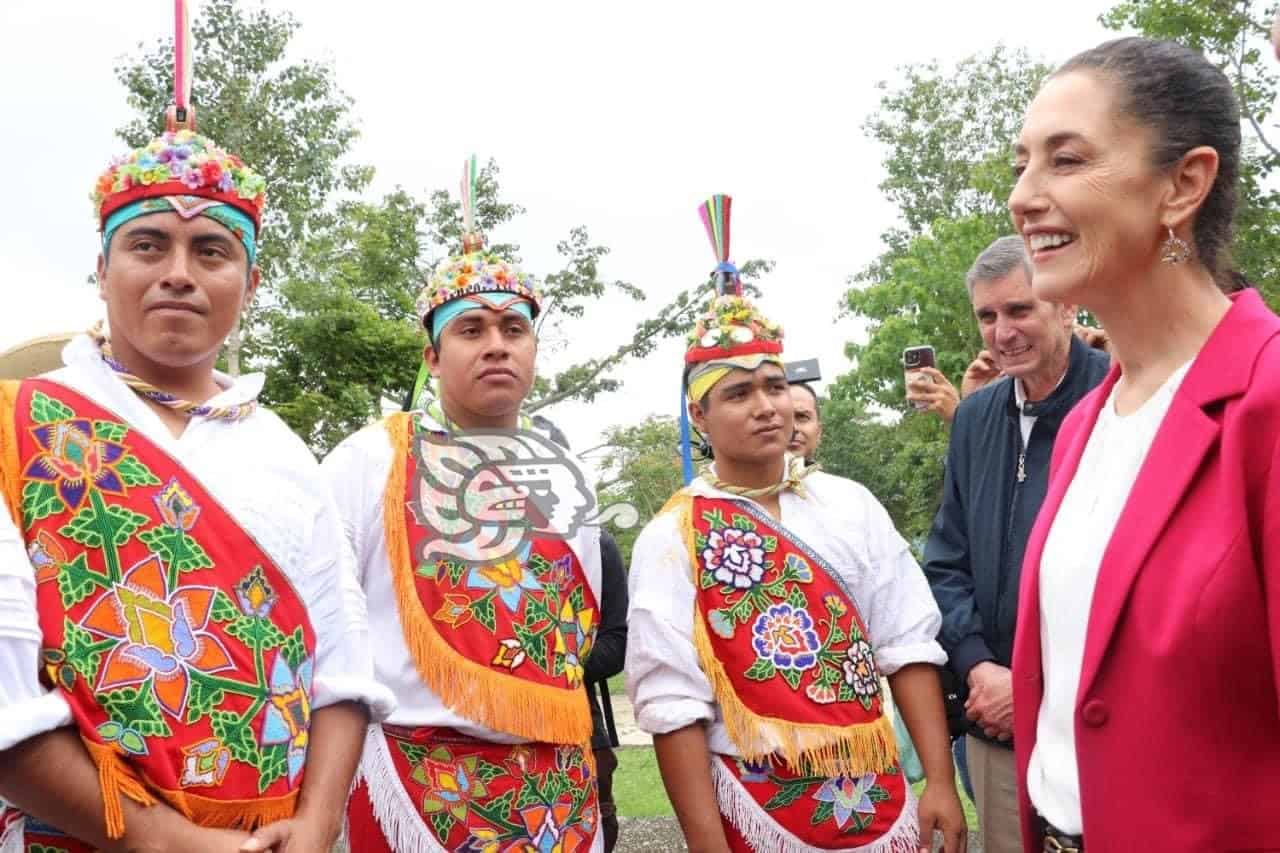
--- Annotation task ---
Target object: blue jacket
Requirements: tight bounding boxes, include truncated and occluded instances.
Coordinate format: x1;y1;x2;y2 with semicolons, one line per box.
923;336;1109;743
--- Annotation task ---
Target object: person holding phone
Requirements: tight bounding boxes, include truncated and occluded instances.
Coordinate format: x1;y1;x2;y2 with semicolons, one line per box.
1009;37;1280;851
921;235;1108;853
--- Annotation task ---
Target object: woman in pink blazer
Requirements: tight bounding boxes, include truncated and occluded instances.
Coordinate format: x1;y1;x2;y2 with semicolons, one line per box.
1006;37;1280;852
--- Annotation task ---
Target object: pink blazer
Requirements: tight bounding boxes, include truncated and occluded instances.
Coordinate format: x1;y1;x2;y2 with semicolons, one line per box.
1012;289;1280;852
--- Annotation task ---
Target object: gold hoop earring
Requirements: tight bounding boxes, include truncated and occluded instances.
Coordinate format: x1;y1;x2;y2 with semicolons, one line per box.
1160;226;1192;265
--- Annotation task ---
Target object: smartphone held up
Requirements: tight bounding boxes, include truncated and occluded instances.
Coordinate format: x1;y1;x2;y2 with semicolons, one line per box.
903;345;935;411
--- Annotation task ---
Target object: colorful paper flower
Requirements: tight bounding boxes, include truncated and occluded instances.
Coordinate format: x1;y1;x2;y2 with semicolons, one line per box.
415;250;542;325
80;555;235;720
434;593;474;628
414;753;487;822
842;638;881;701
180;737;232;787
467;558;543;613
234;566;277;619
22;418;129;511
813;774;879;829
751;604;820;672
154;478;201;532
92;130;267;224
702;528;767;590
685;294;784;351
260;653;313;784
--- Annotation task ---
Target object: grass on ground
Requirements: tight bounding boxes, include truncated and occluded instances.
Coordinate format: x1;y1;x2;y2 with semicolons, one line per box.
613;746;673;817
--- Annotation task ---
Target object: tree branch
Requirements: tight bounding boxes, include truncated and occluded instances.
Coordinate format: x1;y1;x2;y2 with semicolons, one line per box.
1232;15;1280;160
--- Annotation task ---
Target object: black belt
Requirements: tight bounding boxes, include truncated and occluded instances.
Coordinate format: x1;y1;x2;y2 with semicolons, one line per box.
1038;815;1084;853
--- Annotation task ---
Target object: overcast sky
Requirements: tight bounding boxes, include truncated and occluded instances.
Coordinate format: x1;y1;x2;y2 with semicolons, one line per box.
0;0;1126;456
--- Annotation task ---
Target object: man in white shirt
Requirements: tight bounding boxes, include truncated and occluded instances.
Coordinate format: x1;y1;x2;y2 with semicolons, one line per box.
324;166;604;853
625;195;965;853
922;236;1108;853
0;123;391;852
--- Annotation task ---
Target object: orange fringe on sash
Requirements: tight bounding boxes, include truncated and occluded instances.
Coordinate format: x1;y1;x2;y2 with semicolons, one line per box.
662;492;900;779
381;414;593;745
0;381;22;528
86;739;298;839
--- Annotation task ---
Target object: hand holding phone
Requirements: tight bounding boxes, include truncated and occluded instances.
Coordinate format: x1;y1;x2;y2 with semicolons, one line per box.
903;345;936;411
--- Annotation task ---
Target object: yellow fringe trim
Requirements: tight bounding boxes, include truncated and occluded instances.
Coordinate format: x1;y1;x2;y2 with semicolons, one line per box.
0;381;22;529
669;493;901;777
85;738;298;839
381;414;593;745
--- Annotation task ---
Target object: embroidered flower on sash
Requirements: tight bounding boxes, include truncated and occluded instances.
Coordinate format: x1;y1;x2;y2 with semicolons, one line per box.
434;593;474;628
456;827;502;853
544;554;574;588
517;796;584;853
260;653;313;783
180;737;232;787
554;599;596;689
842;638;880;701
80;555;235;720
415;753;488;821
813;773;879;829
28;530;68;584
805;683;838;705
467;558;544;613
505;744;534;773
23;418;129;510
154;478;201;532
702;528;767;589
493;638;527;670
234;566;277;619
751;604;820;671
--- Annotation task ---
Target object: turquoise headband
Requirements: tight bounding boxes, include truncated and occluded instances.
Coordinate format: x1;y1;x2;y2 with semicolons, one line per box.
429;294;534;343
102;196;257;266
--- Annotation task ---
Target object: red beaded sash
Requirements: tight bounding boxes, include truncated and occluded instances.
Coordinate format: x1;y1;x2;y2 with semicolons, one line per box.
0;380;315;841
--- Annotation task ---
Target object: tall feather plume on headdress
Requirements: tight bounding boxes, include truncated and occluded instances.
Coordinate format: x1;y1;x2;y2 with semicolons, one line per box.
698;194;741;296
459;154;484;254
166;0;196;131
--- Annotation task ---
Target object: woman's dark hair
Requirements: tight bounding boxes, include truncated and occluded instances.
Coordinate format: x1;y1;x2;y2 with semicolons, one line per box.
1055;37;1241;281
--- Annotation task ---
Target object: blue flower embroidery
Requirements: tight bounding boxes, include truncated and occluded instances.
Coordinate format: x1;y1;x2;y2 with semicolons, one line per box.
751;603;820;671
813;773;878;829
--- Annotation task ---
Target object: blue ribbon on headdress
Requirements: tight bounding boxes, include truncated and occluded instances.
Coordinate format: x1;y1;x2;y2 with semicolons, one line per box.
679;383;695;485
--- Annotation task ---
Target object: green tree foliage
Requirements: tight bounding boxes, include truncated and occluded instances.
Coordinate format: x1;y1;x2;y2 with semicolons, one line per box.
593;416;685;564
253;190;427;451
833;48;1050;540
815;392;949;555
1100;0;1280;304
847;48;1050;413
